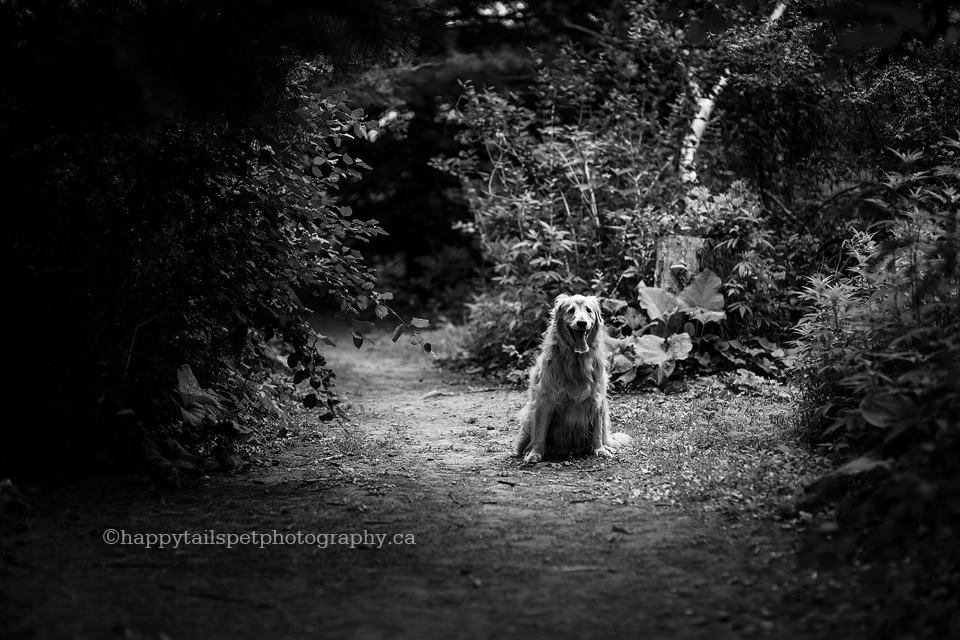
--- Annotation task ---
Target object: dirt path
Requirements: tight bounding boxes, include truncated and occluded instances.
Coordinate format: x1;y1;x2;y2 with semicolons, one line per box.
2;323;839;639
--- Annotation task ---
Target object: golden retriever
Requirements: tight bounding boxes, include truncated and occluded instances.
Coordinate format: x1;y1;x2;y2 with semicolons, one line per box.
515;294;631;464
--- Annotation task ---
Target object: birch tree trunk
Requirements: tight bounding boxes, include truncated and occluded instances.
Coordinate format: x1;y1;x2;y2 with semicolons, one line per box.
656;4;789;293
679;2;788;184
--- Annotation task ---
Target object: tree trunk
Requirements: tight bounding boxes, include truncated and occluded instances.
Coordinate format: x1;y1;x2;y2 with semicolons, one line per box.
655;235;707;293
679;2;788;184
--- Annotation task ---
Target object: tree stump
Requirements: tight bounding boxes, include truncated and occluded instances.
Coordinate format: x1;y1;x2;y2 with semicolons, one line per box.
655;235;707;293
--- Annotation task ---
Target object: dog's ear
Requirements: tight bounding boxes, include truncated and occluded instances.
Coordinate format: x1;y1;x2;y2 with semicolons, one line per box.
551;294;569;314
550;294;569;326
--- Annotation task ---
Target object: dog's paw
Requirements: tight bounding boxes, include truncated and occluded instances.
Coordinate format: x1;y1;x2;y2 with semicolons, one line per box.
606;432;632;449
593;446;615;458
522;451;543;465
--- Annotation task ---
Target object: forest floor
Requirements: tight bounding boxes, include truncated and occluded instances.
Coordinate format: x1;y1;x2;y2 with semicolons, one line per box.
1;321;874;640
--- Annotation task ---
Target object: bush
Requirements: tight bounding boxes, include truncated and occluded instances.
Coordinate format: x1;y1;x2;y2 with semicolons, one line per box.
679;182;803;377
793;143;960;638
794;145;960;447
2;2;414;473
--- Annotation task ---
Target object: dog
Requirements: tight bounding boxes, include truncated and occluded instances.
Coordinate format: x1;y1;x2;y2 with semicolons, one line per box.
515;294;631;465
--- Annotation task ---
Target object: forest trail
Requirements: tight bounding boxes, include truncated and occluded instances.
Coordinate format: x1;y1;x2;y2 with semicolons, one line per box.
2;323;834;640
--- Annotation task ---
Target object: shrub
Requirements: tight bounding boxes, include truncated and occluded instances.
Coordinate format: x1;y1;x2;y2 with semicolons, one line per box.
680;182;803;377
793;143;960;637
794;146;960;446
2;4;417;472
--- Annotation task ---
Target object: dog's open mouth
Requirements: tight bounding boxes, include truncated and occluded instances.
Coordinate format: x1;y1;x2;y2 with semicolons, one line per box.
570;328;590;354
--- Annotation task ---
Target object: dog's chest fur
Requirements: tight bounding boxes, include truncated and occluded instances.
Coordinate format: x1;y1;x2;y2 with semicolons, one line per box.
539;352;601;405
539;353;603;453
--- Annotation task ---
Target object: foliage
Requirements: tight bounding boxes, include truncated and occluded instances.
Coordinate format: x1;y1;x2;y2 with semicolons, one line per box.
432;10;692;371
681;182;803;376
326;0;637;317
794;146;960;446
1;1;428;472
605;269;724;387
687;184;786;331
458;288;555;371
793;144;960;638
705;1;960;278
433;4;822;376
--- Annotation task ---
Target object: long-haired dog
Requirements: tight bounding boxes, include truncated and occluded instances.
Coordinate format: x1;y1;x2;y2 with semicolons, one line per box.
515;294;631;465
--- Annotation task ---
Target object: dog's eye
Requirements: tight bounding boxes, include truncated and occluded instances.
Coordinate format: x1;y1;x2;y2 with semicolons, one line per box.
567;307;575;314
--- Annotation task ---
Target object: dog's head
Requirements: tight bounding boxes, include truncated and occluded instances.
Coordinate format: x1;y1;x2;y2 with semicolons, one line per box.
551;294;603;355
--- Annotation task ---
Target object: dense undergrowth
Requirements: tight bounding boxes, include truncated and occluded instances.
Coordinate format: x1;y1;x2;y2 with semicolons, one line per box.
2;1;428;475
430;8;817;384
791;150;960;638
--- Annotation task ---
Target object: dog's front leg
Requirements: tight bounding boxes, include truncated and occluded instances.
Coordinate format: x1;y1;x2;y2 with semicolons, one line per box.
591;401;615;458
600;397;632;450
522;400;551;465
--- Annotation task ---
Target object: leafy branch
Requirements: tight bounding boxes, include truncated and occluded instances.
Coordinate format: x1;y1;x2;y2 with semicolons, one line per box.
372;302;440;360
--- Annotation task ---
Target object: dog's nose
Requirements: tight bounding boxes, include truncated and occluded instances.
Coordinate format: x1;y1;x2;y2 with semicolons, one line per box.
575;320;588;330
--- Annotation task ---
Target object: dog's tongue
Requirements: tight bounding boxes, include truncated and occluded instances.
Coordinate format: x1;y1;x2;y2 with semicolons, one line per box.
573;331;590;354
